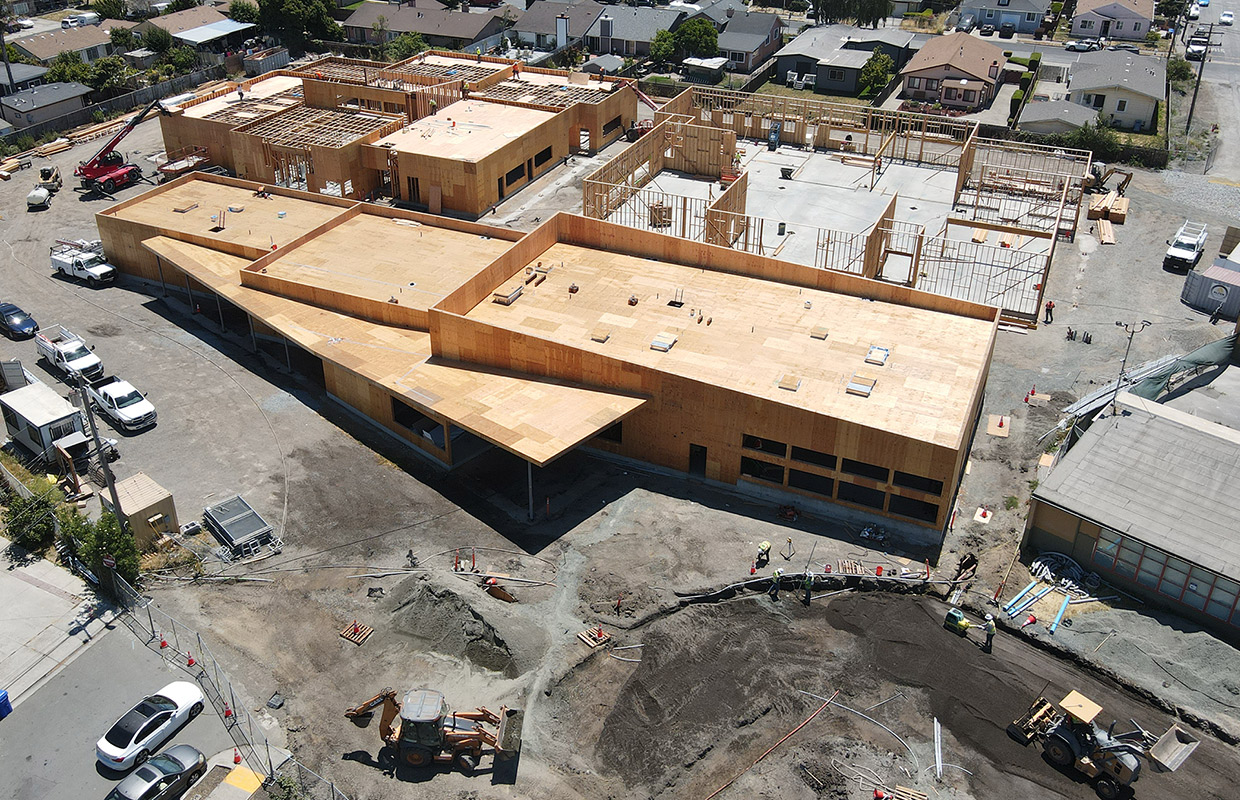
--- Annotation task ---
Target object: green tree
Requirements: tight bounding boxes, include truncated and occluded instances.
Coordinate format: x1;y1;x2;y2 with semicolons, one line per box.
163;45;197;72
2;492;59;552
650;29;674;64
858;47;893;94
93;0;128;20
854;0;892;28
813;0;854;24
80;512;140;585
384;32;427;61
47;51;93;84
55;506;96;561
110;27;136;51
142;24;175;54
372;14;390;43
258;0;343;51
87;55;131;91
227;0;260;23
168;0;200;11
673;18;717;59
1167;56;1193;83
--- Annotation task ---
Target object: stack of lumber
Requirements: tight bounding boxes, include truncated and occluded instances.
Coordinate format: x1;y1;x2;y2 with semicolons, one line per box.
0;157;21;176
35;138;72;157
1087;190;1116;220
1098;219;1116;245
1108;196;1129;224
68;114;134;144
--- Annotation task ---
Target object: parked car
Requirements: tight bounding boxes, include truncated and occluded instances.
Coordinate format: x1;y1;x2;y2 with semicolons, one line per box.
979;23;996;36
957;13;977;32
18;18;35;28
1065;39;1101;51
999;21;1016;38
0;302;39;339
1187;3;1200;19
4;21;20;33
1199;0;1209;6
1186;36;1209;59
1221;11;1233;25
96;682;204;771
104;744;207;800
85;375;158;431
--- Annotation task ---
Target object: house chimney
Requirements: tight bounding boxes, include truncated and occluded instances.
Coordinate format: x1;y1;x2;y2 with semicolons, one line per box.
461;0;470;12
726;7;734;16
600;15;613;39
556;13;569;50
989;60;999;79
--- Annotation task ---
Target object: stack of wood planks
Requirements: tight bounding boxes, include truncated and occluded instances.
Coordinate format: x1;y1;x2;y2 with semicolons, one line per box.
35;138;72;157
1087;190;1128;245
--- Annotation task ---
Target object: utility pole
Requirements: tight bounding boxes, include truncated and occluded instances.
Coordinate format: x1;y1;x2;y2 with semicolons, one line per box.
1110;320;1151;414
74;375;126;531
1184;22;1219;135
0;2;17;97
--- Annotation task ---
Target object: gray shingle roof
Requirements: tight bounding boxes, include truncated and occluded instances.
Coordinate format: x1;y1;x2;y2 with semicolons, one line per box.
817;49;871;69
716;12;780;54
1018;99;1098;126
960;0;1050;15
775;23;914;61
1034;394;1240;583
689;0;749;26
1070;51;1165;99
587;8;685;43
1;81;91;112
515;0;604;37
3;63;49;85
344;4;510;40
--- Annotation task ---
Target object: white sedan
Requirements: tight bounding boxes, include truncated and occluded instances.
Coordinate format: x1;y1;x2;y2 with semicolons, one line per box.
95;681;205;771
1222;11;1234;25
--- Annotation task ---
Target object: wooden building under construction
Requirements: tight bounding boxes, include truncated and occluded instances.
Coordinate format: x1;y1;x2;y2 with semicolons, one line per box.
97;172;999;541
157;52;637;216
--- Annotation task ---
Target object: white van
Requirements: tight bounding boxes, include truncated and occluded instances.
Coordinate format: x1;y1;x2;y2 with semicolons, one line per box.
75;11;101;25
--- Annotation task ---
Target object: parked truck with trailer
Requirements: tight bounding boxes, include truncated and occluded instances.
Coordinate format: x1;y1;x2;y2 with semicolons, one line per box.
50;240;117;287
85;376;157;432
35;326;104;381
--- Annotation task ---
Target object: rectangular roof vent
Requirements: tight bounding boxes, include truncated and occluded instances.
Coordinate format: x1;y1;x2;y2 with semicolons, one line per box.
865;345;890;366
650;332;678;352
492;284;523;306
590;327;611;343
846;373;877;397
810;326;829;340
778;374;802;392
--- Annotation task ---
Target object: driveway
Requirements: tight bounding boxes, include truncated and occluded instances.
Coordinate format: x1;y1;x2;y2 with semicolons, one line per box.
0;622;239;800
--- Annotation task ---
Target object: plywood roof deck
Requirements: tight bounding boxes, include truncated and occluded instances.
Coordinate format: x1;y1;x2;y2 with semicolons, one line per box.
188;75;304;121
478;77;613;108
142;236;643;465
257;212;515;315
236;104;400;149
373;100;556;160
295;58;381;84
463;242;995;448
108;180;348;251
388;54;505;84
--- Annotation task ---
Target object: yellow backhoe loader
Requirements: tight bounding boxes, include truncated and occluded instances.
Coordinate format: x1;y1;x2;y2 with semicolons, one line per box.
345;688;522;773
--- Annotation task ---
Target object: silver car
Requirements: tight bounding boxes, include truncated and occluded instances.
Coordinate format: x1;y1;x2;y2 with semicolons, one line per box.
104;745;206;800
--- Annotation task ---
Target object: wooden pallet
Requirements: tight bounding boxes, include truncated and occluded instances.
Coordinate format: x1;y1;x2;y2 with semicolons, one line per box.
837;559;866;575
893;787;929;800
577;627;611;648
339;620;373;646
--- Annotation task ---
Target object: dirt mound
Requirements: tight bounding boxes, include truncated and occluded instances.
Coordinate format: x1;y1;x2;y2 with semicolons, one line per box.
388;580;518;677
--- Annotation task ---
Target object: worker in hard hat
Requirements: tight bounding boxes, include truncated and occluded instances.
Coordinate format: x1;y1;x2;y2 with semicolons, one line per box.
802;571;814;606
756;540;772;567
768;568;784;601
983;613;997;653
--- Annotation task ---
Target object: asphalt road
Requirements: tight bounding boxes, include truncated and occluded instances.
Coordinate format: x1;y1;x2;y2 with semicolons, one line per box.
0;623;236;800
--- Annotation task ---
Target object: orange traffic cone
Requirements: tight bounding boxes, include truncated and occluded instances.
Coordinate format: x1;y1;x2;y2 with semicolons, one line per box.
1022;614;1037;628
1023;393;1030;403
159;633;168;649
1031;385;1037;396
224;702;233;719
749;561;756;575
233;748;242;765
186;650;195;667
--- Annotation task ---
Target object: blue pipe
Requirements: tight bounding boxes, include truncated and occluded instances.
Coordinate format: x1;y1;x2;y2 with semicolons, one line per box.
1010;586;1054;618
1003;580;1039;613
1049;593;1071;634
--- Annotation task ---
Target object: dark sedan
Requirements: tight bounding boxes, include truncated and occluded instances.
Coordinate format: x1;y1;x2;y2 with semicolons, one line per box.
104;744;207;800
0;303;38;339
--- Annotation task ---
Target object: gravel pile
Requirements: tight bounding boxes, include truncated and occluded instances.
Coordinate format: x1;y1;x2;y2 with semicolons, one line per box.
1161;171;1240;217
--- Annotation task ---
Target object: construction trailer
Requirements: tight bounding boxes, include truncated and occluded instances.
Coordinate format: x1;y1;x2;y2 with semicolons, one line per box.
97;172;997;543
0;382;84;464
100;471;179;551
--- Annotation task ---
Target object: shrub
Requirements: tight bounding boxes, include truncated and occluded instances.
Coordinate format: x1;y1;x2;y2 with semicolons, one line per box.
3;490;61;552
1019;71;1033;90
1010;88;1025;118
1051;1;1063;13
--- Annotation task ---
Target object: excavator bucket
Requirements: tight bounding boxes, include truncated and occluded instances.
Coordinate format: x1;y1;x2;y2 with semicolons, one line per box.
1148;723;1199;772
494;707;524;759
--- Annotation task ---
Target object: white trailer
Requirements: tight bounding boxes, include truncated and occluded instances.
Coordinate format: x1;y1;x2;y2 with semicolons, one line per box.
0;382;85;462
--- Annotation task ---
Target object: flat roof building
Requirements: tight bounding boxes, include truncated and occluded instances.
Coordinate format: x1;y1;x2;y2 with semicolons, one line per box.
98;172;998;541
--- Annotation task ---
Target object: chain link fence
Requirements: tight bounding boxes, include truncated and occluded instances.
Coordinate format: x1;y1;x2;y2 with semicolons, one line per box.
111;575;351;800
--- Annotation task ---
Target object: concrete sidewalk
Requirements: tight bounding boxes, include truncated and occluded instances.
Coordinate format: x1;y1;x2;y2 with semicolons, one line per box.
0;536;117;709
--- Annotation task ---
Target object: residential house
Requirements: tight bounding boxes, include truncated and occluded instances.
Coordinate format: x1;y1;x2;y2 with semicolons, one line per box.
133;6;228;37
0;63;50;97
1067;50;1163;131
581;53;625;75
10;22;135;65
172;19;258;55
775;24;915;94
683;0;749;29
1070;0;1154;41
512;0;604;52
899;32;1006;110
342;3;513;50
1017;99;1099;133
715;11;782;73
0;81;91;128
960;0;1051;35
585;8;686;58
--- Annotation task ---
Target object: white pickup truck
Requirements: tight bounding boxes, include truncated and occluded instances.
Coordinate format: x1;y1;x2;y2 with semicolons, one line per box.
1164;221;1208;271
51;240;117;287
35;326;104;381
85;376;157;432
